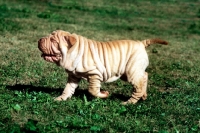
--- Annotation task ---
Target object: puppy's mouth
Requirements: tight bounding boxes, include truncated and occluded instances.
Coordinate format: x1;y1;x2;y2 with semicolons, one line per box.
41;53;61;63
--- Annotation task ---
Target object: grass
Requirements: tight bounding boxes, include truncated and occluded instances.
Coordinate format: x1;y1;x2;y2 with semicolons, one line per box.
0;0;200;132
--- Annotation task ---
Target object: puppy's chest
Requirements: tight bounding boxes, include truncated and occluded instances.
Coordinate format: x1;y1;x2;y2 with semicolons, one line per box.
67;70;88;80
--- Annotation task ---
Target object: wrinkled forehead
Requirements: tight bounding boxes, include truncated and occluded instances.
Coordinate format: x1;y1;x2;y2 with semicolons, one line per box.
42;33;58;42
51;30;71;37
40;30;71;45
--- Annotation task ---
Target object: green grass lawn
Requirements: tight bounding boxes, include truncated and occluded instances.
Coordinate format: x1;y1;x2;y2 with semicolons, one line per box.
0;0;200;132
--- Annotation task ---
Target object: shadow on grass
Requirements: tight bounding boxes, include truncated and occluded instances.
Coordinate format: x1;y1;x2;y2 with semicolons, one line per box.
4;84;130;102
5;84;60;93
109;93;130;102
4;84;89;97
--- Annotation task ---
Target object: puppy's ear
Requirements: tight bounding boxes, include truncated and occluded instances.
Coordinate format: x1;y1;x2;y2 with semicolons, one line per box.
65;35;77;46
69;35;77;45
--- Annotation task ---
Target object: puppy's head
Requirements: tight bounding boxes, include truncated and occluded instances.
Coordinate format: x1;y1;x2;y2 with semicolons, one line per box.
38;30;77;65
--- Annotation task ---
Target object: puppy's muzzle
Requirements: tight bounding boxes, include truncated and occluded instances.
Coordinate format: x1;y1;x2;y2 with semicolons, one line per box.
38;38;45;45
38;38;46;52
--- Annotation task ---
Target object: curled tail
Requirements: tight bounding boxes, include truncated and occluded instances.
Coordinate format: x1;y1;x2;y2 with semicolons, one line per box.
142;39;168;47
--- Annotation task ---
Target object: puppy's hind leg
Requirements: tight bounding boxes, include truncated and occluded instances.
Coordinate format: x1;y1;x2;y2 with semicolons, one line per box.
122;72;148;105
142;72;148;100
88;75;109;98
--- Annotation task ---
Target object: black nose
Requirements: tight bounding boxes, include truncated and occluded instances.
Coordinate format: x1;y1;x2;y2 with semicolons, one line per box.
38;38;45;45
38;38;45;51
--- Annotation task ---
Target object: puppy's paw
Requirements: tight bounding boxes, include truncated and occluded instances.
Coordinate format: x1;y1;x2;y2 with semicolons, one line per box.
54;95;68;101
121;101;128;105
121;98;138;105
142;93;147;100
97;91;109;98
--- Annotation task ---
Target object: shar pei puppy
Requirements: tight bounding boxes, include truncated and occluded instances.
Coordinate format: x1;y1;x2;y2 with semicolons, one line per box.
38;30;168;104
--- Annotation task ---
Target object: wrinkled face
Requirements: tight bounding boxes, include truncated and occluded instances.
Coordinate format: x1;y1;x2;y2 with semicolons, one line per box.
38;30;77;66
38;33;61;64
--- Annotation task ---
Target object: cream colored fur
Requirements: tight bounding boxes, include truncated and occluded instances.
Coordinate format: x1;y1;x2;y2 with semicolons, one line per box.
38;30;168;104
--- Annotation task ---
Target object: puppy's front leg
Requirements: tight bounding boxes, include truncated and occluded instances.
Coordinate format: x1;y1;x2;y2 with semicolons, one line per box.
55;74;80;101
88;75;109;98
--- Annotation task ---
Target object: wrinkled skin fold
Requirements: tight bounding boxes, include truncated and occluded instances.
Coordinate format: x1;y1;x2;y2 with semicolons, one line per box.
38;30;168;104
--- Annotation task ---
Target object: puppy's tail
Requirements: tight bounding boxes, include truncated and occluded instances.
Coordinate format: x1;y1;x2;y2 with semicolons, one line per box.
142;39;168;47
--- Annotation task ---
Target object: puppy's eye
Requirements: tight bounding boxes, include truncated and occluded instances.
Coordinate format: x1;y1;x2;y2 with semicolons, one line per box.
50;38;55;42
51;38;59;45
